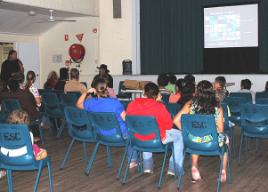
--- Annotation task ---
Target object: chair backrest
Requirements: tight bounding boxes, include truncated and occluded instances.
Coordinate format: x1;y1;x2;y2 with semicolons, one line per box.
126;115;163;151
240;104;268;136
0;124;35;167
41;92;62;115
181;114;219;155
89;112;125;144
165;103;181;117
64;106;96;141
161;93;170;104
60;93;78;107
1;99;21;114
229;92;252;103
223;96;247;115
256;92;268;100
67;91;81;99
255;98;268;104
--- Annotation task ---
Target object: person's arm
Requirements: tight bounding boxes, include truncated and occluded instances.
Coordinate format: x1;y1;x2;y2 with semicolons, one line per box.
173;100;191;129
216;106;224;133
121;111;126;121
76;88;96;109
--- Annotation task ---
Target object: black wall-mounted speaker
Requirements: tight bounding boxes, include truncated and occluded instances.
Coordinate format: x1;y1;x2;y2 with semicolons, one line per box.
113;0;121;18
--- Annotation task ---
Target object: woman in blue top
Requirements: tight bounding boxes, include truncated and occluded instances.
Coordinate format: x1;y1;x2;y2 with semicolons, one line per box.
76;78;137;167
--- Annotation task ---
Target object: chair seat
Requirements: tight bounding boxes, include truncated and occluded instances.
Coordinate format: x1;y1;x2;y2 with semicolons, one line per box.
2;157;51;170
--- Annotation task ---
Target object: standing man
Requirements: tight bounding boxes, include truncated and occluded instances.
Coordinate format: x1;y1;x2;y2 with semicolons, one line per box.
92;64;113;88
0;50;24;82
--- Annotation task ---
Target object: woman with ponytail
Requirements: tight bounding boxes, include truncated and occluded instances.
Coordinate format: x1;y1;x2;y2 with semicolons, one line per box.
24;71;41;107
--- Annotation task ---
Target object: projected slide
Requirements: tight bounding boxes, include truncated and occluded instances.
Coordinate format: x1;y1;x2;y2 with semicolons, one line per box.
204;4;258;48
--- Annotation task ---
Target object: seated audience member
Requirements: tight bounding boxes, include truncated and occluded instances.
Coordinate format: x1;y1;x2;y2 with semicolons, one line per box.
169;78;185;103
239;79;255;104
214;76;229;102
1;110;47;160
92;64;113;88
76;78;136;165
126;82;184;175
0;72;41;138
64;68;87;94
157;73;171;94
173;80;228;183
165;73;177;94
264;81;268;92
44;71;58;89
184;74;196;95
55;68;69;91
24;71;41;107
178;80;194;106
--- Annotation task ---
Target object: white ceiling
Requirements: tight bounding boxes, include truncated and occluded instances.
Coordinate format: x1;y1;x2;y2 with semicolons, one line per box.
0;1;95;35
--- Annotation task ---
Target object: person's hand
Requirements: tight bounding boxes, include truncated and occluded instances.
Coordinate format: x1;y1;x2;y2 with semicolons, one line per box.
87;88;96;94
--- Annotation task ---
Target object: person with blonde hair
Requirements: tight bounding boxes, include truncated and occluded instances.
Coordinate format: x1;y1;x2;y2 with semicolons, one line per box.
44;71;58;89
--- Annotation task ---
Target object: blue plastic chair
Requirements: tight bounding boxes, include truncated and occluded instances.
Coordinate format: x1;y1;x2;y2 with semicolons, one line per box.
165;103;181;117
67;91;81;99
255;98;268;104
239;104;268;163
85;112;128;177
59;93;78;107
60;106;97;169
223;96;247;125
122;115;177;188
229;92;253;103
1;99;45;145
1;99;21;114
41;92;66;138
221;103;235;158
0;124;53;192
179;114;231;192
256;92;268;100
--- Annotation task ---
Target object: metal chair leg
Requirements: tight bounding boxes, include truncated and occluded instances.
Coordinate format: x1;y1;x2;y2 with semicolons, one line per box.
56;120;66;138
106;146;112;168
217;156;224;192
122;150;134;184
60;138;75;169
47;159;53;192
85;142;100;175
33;161;44;192
82;142;88;161
7;170;12;192
158;149;168;188
117;146;128;179
238;132;244;164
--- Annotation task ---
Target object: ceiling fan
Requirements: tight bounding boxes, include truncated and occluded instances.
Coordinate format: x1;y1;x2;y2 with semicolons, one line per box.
37;9;76;23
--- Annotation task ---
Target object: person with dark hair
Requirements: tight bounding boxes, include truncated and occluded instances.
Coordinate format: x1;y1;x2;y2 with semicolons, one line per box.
239;79;255;104
76;78;136;166
214;76;229;102
64;68;87;94
165;73;177;94
174;80;228;183
126;82;184;175
0;72;41;138
55;68;69;90
184;74;196;94
0;50;24;85
92;64;113;88
44;71;58;89
169;78;185;103
24;71;41;107
157;73;170;94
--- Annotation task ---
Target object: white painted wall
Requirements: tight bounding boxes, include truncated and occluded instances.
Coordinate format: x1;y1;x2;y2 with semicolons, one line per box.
99;0;133;75
39;17;99;88
5;0;99;16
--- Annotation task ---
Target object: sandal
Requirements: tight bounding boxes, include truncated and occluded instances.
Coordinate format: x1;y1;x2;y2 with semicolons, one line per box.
220;170;227;183
191;166;202;183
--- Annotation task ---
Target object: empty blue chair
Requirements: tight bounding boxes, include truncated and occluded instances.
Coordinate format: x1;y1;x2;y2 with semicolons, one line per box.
221;103;235;158
229;92;253;103
239;104;268;163
42;92;66;138
61;106;97;169
0;124;53;192
85;112;128;177
123;115;177;188
223;96;247;125
179;114;231;192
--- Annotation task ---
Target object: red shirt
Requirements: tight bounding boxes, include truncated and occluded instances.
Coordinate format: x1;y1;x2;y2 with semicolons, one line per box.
126;98;173;140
